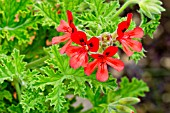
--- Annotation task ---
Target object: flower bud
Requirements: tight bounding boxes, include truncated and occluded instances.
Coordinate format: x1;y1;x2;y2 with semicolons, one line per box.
138;0;165;19
108;104;134;113
114;97;140;105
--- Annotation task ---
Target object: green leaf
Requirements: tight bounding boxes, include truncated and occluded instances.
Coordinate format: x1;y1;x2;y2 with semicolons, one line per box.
46;83;67;112
46;45;70;74
67;75;87;97
0;90;12;102
0;82;8;90
0;0;40;44
90;76;117;94
30;61;67;112
140;13;161;38
0;101;7;113
0;49;27;84
30;45;88;112
0;82;14;113
77;0;120;36
129;48;146;63
21;89;48;113
30;66;68;112
32;67;62;91
34;2;59;27
114;77;149;98
7;104;23;113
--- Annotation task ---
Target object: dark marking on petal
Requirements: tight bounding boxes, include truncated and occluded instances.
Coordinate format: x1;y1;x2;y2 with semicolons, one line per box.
80;38;84;42
70;20;73;24
105;52;110;56
89;43;93;47
80;38;86;45
122;28;126;33
72;28;74;33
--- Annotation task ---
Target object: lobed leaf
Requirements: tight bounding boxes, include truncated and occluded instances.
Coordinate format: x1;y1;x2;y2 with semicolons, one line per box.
0;49;27;84
0;0;40;44
140;14;161;38
7;104;23;113
21;89;48;113
115;77;149;98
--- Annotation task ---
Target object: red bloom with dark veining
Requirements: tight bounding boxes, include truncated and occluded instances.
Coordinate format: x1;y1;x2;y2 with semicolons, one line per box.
52;10;77;54
85;46;124;82
117;13;144;56
66;31;99;69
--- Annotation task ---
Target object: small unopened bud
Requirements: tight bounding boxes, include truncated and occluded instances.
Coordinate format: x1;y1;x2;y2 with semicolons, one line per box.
100;32;110;42
108;104;133;113
98;31;118;53
115;97;140;105
111;31;118;42
138;0;165;19
99;32;113;50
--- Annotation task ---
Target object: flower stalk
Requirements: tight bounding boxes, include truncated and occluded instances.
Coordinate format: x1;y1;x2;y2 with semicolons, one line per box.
112;0;137;19
26;55;50;69
14;79;21;102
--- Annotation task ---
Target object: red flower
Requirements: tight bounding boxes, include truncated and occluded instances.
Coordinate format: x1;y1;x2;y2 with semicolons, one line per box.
66;31;99;69
117;13;144;56
52;10;77;54
84;46;124;82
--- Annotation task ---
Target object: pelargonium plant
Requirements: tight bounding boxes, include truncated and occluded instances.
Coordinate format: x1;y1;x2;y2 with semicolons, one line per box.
0;0;165;113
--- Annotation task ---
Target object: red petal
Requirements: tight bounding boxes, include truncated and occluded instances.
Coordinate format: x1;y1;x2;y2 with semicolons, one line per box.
124;27;144;38
91;54;102;59
84;59;98;76
57;20;72;33
70;23;77;33
106;57;124;72
52;33;70;44
127;13;133;24
82;53;88;67
121;40;133;56
125;38;142;52
71;31;87;46
117;13;133;38
69;50;88;69
59;39;72;54
103;46;118;57
67;10;73;25
96;62;108;82
87;37;99;52
117;21;128;38
66;46;81;57
66;10;77;33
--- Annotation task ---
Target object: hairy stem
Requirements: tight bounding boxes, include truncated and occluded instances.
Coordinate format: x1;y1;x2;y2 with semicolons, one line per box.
14;79;21;102
112;0;137;19
26;55;50;69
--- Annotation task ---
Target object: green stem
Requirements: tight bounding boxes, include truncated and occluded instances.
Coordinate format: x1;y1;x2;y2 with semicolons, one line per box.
14;79;21;102
26;55;50;69
112;0;138;20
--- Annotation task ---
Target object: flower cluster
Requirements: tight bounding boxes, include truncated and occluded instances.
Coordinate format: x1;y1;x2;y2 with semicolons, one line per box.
52;11;144;82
